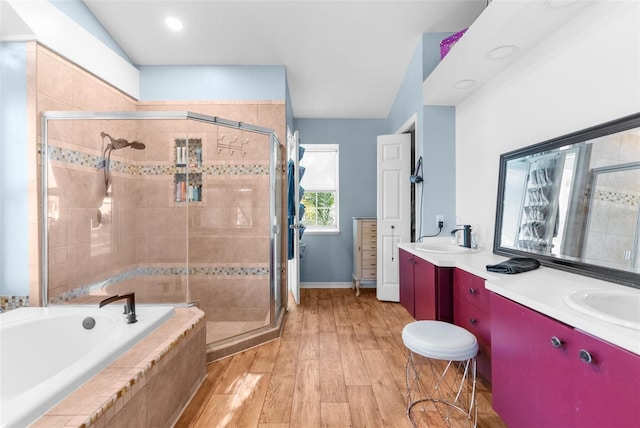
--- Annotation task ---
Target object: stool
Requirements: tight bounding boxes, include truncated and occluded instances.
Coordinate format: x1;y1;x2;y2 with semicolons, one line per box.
402;321;478;427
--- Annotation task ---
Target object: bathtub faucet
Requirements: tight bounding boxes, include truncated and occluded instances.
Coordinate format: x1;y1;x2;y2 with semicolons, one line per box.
99;292;137;324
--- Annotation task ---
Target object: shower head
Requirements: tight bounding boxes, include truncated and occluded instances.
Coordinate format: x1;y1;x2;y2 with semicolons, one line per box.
100;132;146;151
99;132;146;197
128;141;146;150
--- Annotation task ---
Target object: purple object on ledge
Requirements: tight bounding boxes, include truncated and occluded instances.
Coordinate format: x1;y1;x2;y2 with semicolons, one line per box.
440;28;468;59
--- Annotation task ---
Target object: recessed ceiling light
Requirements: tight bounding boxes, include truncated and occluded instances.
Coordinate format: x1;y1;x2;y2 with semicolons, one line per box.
487;45;519;60
165;16;183;32
454;80;476;90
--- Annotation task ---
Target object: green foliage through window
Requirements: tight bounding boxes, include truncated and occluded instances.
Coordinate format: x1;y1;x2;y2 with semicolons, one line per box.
301;192;336;227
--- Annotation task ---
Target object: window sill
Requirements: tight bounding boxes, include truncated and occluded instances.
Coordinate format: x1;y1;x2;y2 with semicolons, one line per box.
303;229;340;236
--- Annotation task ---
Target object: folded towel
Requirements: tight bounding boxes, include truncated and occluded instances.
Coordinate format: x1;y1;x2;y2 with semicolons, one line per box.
486;257;541;274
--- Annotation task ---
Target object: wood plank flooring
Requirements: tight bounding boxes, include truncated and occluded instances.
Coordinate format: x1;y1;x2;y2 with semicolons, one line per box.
176;288;507;428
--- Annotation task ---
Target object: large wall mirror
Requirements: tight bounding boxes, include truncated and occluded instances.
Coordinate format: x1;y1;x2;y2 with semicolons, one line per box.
494;113;640;288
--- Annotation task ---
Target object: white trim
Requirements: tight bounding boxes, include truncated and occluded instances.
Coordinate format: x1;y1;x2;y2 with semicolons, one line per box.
395;112;418;135
301;282;355;289
394;113;421;241
6;0;140;98
300;143;340;233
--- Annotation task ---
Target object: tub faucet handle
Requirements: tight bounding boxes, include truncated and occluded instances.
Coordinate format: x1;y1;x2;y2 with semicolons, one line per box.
99;293;137;324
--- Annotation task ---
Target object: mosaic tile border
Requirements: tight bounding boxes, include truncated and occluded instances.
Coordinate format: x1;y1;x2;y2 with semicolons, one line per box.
0;295;29;311
594;189;640;207
46;145;268;176
50;266;270;304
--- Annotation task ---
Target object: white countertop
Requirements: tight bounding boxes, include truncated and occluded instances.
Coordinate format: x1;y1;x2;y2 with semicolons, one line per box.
398;239;640;356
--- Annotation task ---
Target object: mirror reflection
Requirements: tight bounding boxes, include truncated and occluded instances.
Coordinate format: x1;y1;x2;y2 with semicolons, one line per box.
495;113;640;287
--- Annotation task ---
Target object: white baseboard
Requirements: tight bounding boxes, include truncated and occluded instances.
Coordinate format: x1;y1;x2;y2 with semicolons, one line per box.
300;282;376;289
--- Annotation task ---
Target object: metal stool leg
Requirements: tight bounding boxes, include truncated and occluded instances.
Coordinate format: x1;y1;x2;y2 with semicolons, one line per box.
405;350;477;427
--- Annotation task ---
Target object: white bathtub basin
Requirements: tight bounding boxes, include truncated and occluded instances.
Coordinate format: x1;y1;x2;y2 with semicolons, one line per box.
0;305;174;428
565;289;640;330
414;242;475;254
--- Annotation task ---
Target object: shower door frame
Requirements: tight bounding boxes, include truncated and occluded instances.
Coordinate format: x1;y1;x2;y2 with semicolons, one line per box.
41;110;284;328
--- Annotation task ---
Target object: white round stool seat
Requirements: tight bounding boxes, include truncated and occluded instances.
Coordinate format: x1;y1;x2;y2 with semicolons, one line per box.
402;321;478;361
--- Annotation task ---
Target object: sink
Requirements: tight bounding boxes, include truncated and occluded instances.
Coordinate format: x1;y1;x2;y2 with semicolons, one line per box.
565;289;640;330
414;243;475;254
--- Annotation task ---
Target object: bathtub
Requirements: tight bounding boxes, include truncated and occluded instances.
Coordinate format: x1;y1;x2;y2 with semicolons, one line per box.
0;305;174;428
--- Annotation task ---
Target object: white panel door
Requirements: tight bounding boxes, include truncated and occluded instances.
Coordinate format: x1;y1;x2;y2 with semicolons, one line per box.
376;134;411;302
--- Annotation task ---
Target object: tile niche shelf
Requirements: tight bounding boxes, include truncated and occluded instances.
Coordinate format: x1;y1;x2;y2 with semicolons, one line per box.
174;138;203;203
423;0;594;106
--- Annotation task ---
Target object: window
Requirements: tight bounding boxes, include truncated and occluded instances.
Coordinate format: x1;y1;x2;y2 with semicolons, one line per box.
300;144;339;233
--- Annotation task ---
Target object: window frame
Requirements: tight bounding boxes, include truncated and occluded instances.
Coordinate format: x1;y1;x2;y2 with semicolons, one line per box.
300;144;340;235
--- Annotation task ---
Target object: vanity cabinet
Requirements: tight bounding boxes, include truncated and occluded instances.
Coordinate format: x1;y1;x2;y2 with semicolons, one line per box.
491;293;640;428
398;249;452;321
453;269;491;382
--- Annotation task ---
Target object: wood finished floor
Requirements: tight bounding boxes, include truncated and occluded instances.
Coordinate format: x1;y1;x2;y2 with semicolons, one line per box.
176;288;507;428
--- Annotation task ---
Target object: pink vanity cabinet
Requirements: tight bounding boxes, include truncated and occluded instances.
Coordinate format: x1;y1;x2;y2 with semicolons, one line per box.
491;293;640;428
453;269;491;382
398;248;453;321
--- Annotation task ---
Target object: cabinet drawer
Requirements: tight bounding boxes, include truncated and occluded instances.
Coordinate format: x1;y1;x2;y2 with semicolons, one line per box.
453;269;490;311
362;250;377;261
454;299;491;345
360;259;377;269
360;241;377;252
362;222;377;237
361;268;376;279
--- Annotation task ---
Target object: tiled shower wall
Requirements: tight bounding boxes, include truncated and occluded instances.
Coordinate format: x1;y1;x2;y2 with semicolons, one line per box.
23;43;287;326
584;131;640;269
29;43;138;305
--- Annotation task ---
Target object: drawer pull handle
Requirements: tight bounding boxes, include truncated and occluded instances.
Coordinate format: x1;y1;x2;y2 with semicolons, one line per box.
469;288;477;295
469;318;477;325
579;349;593;364
550;336;563;348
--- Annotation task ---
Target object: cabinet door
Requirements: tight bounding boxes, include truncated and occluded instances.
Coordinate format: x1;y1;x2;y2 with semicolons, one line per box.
414;257;436;320
573;330;640;427
398;249;414;317
491;294;574;428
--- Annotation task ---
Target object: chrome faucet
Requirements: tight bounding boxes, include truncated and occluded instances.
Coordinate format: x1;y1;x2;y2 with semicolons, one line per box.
99;292;137;324
451;225;472;248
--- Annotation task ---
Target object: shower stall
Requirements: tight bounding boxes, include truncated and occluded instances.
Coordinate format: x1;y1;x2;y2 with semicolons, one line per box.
41;111;285;359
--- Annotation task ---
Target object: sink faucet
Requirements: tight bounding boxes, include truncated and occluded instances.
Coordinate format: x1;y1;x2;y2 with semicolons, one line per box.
451;225;472;248
99;292;137;324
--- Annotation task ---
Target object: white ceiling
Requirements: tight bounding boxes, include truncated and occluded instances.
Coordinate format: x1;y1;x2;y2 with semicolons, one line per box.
5;1;487;118
84;0;488;118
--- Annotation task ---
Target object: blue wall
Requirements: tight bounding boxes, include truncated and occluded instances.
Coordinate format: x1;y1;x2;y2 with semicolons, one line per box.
0;42;29;296
139;65;286;101
420;33;456;238
293;119;388;283
387;33;456;239
296;33;456;283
